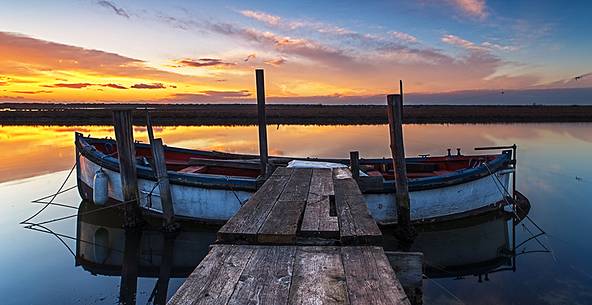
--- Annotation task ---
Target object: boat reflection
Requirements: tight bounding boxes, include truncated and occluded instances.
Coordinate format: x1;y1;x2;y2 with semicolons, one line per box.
73;194;533;304
385;194;531;282
74;201;217;304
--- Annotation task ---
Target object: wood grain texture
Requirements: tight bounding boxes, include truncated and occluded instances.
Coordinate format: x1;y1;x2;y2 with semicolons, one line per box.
258;200;306;244
217;173;291;243
288;246;349;305
278;168;312;202
301;169;338;236
227;246;296;305
167;245;255;305
341;246;410;305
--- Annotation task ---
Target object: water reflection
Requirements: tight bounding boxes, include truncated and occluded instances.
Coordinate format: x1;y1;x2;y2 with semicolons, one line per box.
72;197;540;304
3;123;592;183
74;201;216;304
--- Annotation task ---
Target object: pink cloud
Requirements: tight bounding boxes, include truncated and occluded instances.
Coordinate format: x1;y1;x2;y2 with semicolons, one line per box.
391;31;418;43
240;10;281;26
264;58;287;66
451;0;487;19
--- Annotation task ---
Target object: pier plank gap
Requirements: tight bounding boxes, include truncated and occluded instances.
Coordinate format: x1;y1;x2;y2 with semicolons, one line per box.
167;168;418;305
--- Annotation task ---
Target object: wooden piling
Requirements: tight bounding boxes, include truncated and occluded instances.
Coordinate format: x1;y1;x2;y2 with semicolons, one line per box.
350;151;360;183
151;138;176;229
256;69;269;178
112;109;141;227
386;94;414;241
145;112;176;229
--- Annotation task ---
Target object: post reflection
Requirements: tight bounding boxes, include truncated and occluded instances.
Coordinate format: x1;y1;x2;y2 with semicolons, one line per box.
74;201;216;305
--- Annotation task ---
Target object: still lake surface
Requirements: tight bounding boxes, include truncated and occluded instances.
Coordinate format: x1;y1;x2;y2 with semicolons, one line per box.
1;123;592;305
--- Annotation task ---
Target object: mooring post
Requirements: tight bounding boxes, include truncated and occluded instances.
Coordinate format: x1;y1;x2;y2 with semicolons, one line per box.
387;94;415;242
152;138;177;229
113;109;141;227
146;111;155;144
256;69;269;178
350;151;360;183
145;112;177;230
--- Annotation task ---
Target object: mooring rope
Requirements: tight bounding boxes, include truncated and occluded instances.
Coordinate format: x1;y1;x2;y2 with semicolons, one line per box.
423;274;466;304
20;161;78;225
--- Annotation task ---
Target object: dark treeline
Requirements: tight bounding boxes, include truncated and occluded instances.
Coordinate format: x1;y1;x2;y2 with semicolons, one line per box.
1;103;592;125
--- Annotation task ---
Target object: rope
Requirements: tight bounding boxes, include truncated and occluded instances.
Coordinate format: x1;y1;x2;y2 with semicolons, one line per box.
20;161;77;225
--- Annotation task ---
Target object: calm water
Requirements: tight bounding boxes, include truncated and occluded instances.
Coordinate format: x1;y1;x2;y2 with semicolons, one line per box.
1;123;592;304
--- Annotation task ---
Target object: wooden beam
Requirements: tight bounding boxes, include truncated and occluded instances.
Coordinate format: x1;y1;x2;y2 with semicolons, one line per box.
350;151;360;183
112;109;141;227
151;138;176;229
386;94;414;241
256;69;269;178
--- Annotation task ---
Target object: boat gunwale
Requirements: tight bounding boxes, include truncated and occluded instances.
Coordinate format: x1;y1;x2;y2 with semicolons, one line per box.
75;133;511;193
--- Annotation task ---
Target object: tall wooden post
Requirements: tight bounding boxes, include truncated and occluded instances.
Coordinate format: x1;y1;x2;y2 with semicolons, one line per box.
256;69;269;178
113;109;141;227
152;139;176;229
350;151;360;183
146;112;177;230
387;94;414;241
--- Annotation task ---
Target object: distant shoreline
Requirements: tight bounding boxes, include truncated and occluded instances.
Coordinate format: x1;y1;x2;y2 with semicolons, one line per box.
2;103;592;125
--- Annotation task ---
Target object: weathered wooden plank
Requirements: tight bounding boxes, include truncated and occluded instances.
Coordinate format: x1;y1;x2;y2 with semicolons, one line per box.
341;246;410;305
258;200;306;244
301;169;338;237
340;194;382;245
167;245;255;305
288;246;349;305
218;174;291;243
227;246;296;305
272;166;293;177
278;168;312;202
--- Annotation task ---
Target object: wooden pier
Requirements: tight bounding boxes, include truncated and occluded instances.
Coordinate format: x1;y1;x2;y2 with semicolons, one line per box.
167;167;416;305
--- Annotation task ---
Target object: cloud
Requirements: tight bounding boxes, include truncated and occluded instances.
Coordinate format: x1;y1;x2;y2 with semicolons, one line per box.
201;90;250;97
96;0;129;18
174;58;236;68
442;34;516;52
240;10;281;26
101;83;128;89
264;58;287;66
43;82;93;88
451;0;487;19
162;90;251;103
11;90;52;94
0;81;7;86
41;82;128;89
0;31;203;83
391;31;418;43
244;53;256;62
441;34;484;50
131;83;166;89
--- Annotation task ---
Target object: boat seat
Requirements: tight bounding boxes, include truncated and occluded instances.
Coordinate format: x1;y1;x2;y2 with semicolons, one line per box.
179;165;207;173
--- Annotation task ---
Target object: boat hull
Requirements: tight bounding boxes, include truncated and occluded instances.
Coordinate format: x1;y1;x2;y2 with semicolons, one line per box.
77;153;511;224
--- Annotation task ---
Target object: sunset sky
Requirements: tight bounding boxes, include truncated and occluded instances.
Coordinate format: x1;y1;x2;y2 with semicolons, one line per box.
1;0;591;103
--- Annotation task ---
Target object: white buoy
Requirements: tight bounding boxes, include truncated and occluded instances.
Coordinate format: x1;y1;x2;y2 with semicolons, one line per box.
93;169;109;205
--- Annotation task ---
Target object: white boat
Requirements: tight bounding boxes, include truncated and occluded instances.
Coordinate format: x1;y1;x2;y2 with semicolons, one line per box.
75;133;516;225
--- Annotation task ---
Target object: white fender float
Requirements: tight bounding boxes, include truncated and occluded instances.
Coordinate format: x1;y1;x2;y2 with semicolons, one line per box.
92;169;109;205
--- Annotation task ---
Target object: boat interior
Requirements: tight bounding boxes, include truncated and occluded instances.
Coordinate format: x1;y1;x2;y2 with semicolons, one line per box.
88;139;497;180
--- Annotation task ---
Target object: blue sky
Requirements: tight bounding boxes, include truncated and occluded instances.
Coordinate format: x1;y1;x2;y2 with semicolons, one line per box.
0;0;591;103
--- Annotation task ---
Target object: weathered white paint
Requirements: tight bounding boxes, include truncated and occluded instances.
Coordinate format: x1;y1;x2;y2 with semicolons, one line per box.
78;155;250;221
365;171;511;223
79;155;511;223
